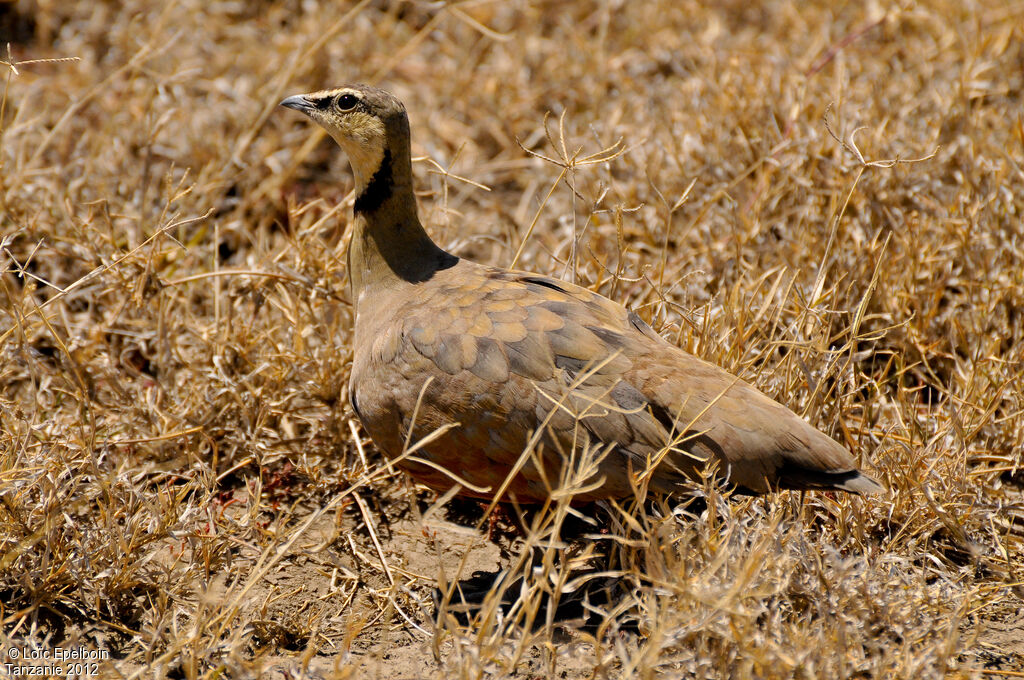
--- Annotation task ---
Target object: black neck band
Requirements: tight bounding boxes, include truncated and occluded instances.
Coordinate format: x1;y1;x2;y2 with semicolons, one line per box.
354;148;394;214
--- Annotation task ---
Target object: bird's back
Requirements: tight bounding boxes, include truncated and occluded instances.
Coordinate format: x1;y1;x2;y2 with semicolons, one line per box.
349;259;882;501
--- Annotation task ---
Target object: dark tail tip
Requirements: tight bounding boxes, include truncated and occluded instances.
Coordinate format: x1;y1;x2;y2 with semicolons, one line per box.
779;464;885;495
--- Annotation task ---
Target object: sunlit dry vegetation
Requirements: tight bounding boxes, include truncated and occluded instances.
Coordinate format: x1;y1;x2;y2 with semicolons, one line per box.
1;1;1022;677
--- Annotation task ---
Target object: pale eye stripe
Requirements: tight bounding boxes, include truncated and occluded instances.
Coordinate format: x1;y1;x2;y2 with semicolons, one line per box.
319;88;361;100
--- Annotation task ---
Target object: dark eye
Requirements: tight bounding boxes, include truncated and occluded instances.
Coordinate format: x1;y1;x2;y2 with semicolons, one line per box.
335;93;358;110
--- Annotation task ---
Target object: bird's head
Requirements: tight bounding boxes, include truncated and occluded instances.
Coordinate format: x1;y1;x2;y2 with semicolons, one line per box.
280;84;409;194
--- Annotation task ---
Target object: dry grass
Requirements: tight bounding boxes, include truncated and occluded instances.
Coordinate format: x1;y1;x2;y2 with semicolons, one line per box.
1;0;1023;677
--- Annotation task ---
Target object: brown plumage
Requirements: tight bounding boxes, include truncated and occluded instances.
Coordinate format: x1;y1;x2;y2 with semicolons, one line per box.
280;85;883;503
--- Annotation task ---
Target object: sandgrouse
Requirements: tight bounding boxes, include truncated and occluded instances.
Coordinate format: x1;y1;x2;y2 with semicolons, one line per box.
281;85;883;503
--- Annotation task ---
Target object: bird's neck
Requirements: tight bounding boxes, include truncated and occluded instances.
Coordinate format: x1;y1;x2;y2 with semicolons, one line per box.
345;142;456;307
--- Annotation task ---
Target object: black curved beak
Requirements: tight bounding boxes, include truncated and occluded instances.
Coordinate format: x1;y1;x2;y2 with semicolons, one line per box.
280;94;314;113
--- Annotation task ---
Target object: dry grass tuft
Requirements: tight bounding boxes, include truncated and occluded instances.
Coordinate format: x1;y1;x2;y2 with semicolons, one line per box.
1;1;1022;677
